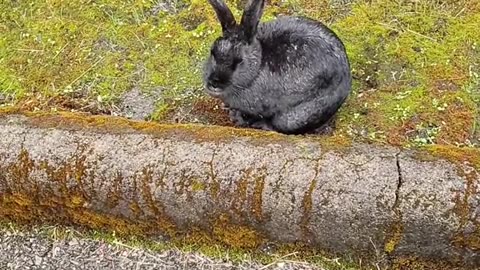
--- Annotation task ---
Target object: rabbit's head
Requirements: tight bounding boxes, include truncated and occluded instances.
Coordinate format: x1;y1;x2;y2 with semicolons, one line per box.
203;0;265;98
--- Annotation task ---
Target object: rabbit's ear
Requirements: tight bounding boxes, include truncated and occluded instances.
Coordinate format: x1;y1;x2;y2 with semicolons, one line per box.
208;0;237;34
240;0;265;42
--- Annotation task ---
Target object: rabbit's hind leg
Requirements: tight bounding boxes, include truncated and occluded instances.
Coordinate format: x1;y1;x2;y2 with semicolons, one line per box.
311;115;337;135
271;95;342;135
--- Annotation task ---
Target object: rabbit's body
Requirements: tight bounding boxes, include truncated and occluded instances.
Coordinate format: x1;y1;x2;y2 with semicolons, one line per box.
204;0;352;134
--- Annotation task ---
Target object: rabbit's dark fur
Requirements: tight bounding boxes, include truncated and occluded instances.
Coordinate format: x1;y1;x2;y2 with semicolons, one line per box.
203;0;352;135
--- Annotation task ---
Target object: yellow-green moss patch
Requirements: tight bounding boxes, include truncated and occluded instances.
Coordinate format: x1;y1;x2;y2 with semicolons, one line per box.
0;109;356;153
2;0;478;148
414;145;480;252
392;256;466;270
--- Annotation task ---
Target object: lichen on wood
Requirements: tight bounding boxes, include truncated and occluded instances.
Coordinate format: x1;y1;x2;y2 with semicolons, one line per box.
0;111;479;269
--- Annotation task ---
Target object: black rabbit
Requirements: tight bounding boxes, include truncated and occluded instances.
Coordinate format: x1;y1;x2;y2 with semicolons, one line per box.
203;0;352;135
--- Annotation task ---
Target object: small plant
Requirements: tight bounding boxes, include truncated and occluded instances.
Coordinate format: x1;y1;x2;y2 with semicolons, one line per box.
412;123;441;146
390;105;411;122
432;98;448;111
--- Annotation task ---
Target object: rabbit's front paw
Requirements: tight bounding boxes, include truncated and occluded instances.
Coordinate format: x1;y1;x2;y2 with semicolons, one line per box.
220;102;230;111
228;109;250;127
250;120;274;131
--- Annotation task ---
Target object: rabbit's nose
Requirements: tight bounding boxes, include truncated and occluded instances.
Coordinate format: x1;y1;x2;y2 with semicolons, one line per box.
207;81;217;89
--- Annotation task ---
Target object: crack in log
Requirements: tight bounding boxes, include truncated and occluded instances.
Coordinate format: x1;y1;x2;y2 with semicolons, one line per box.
272;159;293;198
394;152;403;210
208;147;219;200
155;147;170;190
384;151;405;265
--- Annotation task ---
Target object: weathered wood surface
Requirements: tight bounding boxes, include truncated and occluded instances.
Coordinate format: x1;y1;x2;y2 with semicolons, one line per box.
0;112;478;268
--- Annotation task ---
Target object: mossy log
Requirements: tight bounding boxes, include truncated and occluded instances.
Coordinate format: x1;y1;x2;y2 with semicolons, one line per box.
0;110;478;268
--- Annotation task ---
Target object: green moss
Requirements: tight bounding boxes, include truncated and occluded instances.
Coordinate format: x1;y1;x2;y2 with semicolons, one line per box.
1;0;478;147
252;171;266;221
329;1;480;147
0;222;364;270
414;145;480;253
191;180;206;192
384;221;404;254
0;109;309;147
391;256;465;270
212;214;265;248
423;144;480;169
300;178;317;239
0;0;217;112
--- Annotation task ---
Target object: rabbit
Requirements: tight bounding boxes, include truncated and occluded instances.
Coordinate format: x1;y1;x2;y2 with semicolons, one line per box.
202;0;352;135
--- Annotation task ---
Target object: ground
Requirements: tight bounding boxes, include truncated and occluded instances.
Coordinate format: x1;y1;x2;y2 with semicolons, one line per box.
0;1;479;269
0;223;359;270
1;0;479;148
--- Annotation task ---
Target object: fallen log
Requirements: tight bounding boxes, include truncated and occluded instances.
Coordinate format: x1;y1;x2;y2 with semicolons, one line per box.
0;110;478;269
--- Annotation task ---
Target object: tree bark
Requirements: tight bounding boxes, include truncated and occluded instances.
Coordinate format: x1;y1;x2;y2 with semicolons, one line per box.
0;111;478;268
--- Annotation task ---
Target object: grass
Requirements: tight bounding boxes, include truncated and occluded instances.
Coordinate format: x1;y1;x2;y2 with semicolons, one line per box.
0;2;478;267
331;0;480;148
0;221;363;270
1;0;479;147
